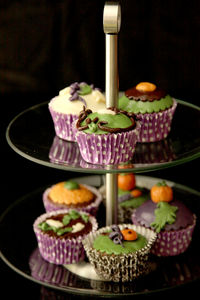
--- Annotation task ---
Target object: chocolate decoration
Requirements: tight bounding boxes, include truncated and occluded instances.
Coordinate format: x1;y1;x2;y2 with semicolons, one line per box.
125;86;167;102
76;107;136;133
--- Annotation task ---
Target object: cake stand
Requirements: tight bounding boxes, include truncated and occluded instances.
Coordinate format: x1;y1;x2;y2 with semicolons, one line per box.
1;2;200;297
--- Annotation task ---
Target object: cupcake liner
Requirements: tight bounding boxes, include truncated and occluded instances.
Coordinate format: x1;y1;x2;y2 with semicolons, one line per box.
33;209;98;265
82;224;157;282
49;136;81;166
43;184;103;216
136;99;177;143
49;103;78;141
132;213;196;257
75;122;141;165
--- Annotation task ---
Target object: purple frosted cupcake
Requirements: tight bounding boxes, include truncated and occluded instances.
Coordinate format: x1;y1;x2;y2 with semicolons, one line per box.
75;107;141;165
43;180;102;216
132;181;196;256
49;82;106;141
33;209;98;265
118;82;177;143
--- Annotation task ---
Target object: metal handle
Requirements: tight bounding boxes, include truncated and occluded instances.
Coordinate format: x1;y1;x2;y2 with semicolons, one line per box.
103;2;121;226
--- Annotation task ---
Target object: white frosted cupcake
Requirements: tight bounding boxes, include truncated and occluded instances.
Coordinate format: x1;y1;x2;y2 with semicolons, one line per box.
49;82;106;141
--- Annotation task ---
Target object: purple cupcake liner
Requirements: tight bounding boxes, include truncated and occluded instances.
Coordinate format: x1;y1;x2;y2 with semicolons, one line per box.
136;99;177;143
75;122;141;165
132;214;196;257
49;102;78;142
33;209;98;265
43;184;103;216
49;136;81;166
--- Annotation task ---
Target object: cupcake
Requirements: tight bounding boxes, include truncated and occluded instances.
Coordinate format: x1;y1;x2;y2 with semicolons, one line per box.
43;180;102;216
118;82;177;142
75;107;141;165
49;82;106;141
117;172;150;223
82;224;157;282
33;209;98;264
132;181;196;256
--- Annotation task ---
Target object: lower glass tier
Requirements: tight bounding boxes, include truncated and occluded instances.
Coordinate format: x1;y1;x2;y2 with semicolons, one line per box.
0;175;200;296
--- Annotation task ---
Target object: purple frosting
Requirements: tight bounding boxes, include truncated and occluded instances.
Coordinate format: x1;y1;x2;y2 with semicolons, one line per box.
132;199;194;231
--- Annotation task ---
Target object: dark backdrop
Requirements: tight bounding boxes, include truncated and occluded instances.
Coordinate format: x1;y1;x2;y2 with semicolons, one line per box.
1;1;200;299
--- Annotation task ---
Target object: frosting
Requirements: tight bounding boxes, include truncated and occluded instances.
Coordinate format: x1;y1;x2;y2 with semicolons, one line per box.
48;182;95;205
118;187;149;208
133;199;194;232
38;210;90;238
150;202;178;233
93;232;147;255
76;107;136;134
49;82;106;115
118;94;173;114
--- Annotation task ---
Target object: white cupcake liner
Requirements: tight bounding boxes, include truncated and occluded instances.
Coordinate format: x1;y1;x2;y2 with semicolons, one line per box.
82;224;157;282
49;103;78;141
75;121;141;165
136;99;177;143
43;184;103;216
33;209;98;265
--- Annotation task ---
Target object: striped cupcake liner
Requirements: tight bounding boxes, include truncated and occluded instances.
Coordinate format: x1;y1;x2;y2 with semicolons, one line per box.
42;184;103;216
49;136;81;166
136;99;177;143
82;224;157;282
49;103;78;142
75;122;141;165
33;209;98;265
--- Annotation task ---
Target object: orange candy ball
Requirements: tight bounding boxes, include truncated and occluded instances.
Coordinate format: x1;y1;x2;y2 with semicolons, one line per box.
151;183;173;203
118;173;136;191
121;228;138;241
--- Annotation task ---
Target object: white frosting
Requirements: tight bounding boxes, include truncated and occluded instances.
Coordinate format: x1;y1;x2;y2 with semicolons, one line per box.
71;222;85;233
97;108;116;115
46;219;63;228
49;85;106;115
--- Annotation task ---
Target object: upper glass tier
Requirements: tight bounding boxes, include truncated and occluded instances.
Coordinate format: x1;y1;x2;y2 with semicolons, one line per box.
6;99;200;174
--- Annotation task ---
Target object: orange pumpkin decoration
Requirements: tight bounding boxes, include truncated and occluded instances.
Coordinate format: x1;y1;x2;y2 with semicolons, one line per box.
121;228;138;241
118;173;136;191
130;189;142;198
151;181;173;203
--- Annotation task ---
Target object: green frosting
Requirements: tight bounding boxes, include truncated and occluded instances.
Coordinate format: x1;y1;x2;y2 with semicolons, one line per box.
81;112;133;134
150;202;178;233
118;94;173;114
64;181;79;190
118;188;149;208
93;233;147;255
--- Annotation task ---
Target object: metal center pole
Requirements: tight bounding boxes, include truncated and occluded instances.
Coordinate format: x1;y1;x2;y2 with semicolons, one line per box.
103;2;121;226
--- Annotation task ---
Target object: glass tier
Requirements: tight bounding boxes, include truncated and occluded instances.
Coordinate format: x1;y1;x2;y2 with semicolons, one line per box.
6;99;200;174
0;175;200;296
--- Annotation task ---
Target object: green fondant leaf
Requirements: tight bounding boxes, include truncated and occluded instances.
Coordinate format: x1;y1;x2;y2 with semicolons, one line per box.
69;210;80;220
78;84;92;95
156;181;167;187
81;213;89;223
38;222;51;231
56;227;72;236
150;202;178;233
62;214;71;226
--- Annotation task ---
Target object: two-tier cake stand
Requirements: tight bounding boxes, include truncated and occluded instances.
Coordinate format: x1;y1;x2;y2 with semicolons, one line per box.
1;2;200;297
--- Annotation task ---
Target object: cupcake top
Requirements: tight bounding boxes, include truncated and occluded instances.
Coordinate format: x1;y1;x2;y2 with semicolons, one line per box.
37;209;93;239
93;225;147;255
76;107;136;135
49;82;106;115
48;181;95;206
117;173;149;208
119;82;173;114
133;181;194;232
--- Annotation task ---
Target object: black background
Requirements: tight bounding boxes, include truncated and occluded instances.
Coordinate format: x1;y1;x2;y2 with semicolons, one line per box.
1;1;200;299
